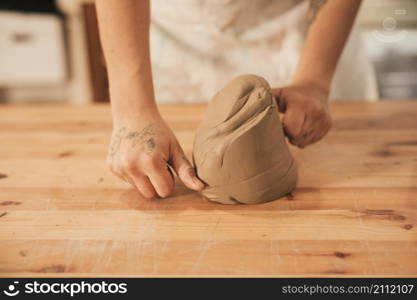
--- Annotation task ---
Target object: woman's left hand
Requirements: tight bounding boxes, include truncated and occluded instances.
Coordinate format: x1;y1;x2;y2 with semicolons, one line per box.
272;82;332;148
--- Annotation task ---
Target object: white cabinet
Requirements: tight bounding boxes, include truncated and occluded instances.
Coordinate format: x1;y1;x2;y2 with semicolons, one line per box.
0;12;66;86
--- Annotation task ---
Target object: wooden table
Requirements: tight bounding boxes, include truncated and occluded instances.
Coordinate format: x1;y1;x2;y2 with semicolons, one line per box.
0;101;416;277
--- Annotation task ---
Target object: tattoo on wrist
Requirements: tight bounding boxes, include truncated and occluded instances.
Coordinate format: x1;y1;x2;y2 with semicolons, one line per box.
126;123;163;153
306;0;328;28
109;123;163;157
145;138;156;153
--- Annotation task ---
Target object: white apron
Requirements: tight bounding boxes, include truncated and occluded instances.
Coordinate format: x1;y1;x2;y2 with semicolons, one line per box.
150;0;378;102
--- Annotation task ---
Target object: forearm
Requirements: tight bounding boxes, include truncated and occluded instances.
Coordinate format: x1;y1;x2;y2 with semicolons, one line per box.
292;0;362;91
95;0;157;120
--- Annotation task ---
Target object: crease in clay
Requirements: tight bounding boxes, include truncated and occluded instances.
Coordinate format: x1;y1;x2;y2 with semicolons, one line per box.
215;87;270;134
193;74;298;205
219;105;275;168
212;156;296;191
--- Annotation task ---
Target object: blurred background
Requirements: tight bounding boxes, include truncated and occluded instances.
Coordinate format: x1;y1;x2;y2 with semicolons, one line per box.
0;0;416;104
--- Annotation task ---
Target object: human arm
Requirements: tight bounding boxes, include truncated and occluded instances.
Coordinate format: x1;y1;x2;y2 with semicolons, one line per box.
95;0;203;198
273;0;362;147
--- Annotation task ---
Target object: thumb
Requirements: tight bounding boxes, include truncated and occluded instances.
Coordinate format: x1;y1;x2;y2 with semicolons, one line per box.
170;144;204;191
272;87;287;113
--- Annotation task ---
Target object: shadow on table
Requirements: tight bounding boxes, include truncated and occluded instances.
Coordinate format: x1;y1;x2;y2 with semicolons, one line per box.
117;181;324;215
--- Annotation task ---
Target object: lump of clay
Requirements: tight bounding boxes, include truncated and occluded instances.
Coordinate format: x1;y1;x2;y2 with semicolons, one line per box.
193;74;297;204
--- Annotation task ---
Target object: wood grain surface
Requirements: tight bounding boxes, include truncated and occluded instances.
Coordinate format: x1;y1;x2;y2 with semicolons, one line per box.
0;101;416;277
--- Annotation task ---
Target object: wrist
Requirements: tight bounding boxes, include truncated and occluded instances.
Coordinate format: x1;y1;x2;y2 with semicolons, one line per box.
111;102;161;125
109;71;159;124
291;76;331;97
291;67;333;96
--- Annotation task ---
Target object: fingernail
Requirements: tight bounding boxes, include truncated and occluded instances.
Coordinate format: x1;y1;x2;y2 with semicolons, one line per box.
187;169;203;189
184;167;204;190
193;177;204;190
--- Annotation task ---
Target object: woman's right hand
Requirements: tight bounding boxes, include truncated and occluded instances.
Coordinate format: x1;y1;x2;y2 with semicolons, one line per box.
96;0;201;198
107;111;204;198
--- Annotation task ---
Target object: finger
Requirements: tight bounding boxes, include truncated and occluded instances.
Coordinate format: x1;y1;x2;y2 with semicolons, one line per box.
299;131;317;148
300;115;330;147
272;88;286;113
132;175;157;199
167;165;175;180
306;126;329;147
111;164;135;186
148;164;175;198
282;110;306;145
310;133;323;145
170;145;204;191
296;117;316;147
310;124;330;145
